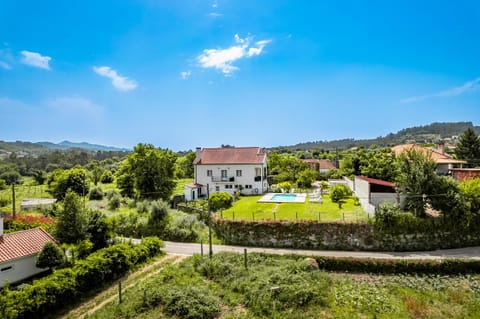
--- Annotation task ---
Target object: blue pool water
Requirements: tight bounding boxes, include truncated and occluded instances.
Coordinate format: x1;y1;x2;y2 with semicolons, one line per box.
271;193;297;202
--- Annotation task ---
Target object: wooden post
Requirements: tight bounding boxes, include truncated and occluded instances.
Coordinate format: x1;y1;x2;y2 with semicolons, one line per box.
143;288;147;305
244;248;248;269
200;240;204;257
233;211;235;221
118;281;122;304
11;183;16;220
273;211;276;221
296;211;298;221
252;211;255;221
318;212;320;221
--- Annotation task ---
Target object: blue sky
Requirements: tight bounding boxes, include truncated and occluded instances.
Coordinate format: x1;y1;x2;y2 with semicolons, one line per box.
0;1;479;151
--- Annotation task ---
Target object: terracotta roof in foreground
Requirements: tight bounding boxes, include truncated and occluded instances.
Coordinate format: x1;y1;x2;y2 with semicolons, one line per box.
194;147;266;165
0;228;56;263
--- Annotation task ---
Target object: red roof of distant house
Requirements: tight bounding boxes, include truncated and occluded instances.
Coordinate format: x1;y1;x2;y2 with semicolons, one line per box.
302;159;335;170
185;183;203;188
194;147;266;165
357;176;394;187
391;144;466;164
0;228;56;263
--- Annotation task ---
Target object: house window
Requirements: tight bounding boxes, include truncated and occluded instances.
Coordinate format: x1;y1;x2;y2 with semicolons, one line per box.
236;170;242;177
207;170;212;177
255;167;261;176
225;185;233;189
235;184;239;189
245;185;252;189
215;186;220;192
221;170;227;178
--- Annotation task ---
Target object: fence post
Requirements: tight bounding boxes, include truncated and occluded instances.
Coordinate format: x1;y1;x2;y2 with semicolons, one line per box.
143;288;147;306
244;248;248;269
252;211;255;221
233;211;235;221
118;281;122;304
201;240;204;257
296;211;298;221
274;211;276;221
343;213;345;222
318;212;320;221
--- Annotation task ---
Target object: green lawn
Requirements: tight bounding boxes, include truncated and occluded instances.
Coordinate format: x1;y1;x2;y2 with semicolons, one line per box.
220;193;368;222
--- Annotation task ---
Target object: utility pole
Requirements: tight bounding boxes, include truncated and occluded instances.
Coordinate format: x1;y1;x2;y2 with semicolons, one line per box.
207;183;213;258
11;183;16;220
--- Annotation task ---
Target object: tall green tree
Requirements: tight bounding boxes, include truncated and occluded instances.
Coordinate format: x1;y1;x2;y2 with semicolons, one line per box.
47;166;89;200
55;190;88;244
118;144;177;200
456;128;480;167
396;149;438;217
174;151;196;179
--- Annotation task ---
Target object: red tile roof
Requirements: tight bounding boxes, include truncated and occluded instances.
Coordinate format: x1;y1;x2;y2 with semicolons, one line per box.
357;176;394;187
302;159;335;170
194;147;266;165
0;228;56;263
391;144;466;164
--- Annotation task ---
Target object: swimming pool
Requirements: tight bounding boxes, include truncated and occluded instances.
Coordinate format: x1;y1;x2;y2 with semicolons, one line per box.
258;193;307;203
271;193;297;201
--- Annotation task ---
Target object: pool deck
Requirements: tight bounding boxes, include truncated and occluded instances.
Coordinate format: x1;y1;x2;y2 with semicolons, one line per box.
258;192;307;203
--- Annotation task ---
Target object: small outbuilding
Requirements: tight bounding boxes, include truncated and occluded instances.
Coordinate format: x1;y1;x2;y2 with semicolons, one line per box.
0;215;57;287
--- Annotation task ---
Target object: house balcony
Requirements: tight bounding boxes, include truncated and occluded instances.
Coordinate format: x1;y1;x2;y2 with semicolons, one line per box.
212;176;235;182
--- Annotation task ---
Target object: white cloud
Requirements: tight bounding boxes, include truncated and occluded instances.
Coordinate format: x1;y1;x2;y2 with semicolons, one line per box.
20;50;51;70
180;71;191;80
197;34;271;75
401;77;480;103
212;0;218;8
93;66;137;91
0;61;11;70
209;12;223;17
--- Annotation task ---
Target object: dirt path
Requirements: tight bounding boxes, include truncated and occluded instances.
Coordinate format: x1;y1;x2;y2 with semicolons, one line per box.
59;253;187;319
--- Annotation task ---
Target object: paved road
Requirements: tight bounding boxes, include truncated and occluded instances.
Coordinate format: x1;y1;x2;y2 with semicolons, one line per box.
163;241;480;260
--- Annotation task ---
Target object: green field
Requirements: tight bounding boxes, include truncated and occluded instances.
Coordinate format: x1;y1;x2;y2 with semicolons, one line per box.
220;194;368;222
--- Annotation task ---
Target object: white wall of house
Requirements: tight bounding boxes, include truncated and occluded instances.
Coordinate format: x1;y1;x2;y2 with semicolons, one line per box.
0;254;48;288
353;177;370;202
194;163;268;197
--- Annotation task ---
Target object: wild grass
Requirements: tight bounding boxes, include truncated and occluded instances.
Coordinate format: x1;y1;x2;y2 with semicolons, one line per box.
79;252;480;319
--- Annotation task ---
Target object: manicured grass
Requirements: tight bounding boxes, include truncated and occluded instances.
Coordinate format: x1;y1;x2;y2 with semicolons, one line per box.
172;178;192;196
220;194;368;222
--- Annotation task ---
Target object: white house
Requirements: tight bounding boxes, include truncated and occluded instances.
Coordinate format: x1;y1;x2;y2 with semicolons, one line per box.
185;147;268;201
0;215;57;287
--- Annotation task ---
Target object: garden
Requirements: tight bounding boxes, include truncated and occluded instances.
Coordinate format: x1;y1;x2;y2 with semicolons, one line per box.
74;252;480;319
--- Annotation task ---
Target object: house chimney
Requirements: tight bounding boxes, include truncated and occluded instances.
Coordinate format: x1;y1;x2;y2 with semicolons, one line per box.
0;214;4;237
438;142;445;154
195;147;201;163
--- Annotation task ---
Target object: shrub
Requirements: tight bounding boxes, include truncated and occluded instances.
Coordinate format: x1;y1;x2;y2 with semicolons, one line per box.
36;242;65;269
330;184;352;208
108;193;122;210
209;192;233;211
278;181;292;192
88;186;104;200
105;189;121;200
100;170;114;183
163;285;221;319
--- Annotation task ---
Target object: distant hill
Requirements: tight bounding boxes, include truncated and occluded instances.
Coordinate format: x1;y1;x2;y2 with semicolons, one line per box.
37;140;130;152
0;140;130;156
271;122;480;151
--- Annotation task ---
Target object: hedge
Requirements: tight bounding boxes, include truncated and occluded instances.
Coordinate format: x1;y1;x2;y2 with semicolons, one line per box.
0;237;164;319
314;256;480;275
